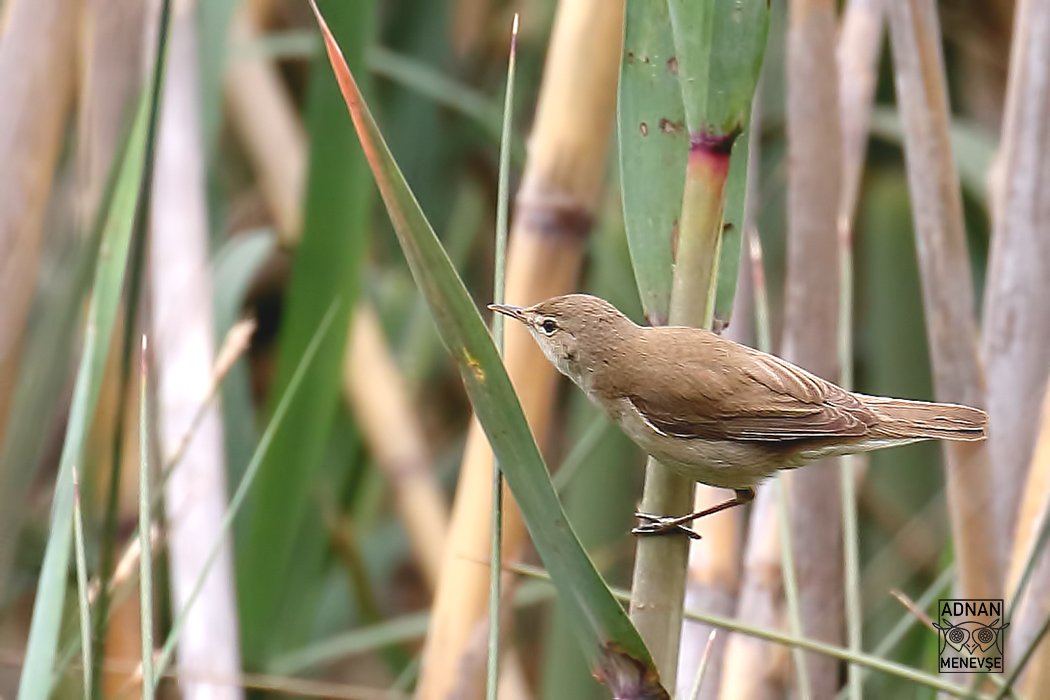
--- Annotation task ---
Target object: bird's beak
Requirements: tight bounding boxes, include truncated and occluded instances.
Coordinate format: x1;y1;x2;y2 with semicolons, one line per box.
488;303;527;323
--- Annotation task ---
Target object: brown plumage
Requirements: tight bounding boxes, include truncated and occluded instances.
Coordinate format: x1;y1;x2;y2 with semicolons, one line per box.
491;294;987;536
614;325;985;445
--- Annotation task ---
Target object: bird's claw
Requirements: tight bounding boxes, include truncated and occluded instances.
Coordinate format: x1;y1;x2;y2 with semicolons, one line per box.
632;512;702;540
632;523;702;540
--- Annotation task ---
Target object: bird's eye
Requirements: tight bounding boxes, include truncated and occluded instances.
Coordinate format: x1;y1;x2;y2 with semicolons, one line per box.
541;318;558;335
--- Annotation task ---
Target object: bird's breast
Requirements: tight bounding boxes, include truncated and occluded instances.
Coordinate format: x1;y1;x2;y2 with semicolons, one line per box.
599;396;783;490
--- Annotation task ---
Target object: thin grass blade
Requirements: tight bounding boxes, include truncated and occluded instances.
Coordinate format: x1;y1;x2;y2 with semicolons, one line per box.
776;475;813;700
686;630;717;700
487;14;518;700
71;467;92;700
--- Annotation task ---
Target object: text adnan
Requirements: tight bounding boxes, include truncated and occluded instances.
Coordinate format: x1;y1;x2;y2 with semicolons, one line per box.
939;600;1002;618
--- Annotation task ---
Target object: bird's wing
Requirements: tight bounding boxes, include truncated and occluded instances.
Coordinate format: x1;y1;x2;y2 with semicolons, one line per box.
624;330;875;442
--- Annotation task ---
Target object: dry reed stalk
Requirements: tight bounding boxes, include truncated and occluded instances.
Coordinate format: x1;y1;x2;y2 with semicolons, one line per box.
836;7;883;692
344;305;449;589
995;6;1050;689
981;0;1050;569
837;0;884;230
0;0;79;449
418;0;623;697
886;0;1000;602
717;486;789;700
783;0;845;695
1006;375;1050;696
77;0;146;228
225;6;306;246
150;7;244;699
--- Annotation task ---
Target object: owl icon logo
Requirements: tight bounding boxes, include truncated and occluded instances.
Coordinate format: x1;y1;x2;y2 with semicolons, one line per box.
935;599;1007;673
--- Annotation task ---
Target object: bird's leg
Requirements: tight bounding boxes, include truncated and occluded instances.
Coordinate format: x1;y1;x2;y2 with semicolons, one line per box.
633;488;755;538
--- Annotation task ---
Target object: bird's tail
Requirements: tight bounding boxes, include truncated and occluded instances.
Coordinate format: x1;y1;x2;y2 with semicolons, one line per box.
859;394;987;442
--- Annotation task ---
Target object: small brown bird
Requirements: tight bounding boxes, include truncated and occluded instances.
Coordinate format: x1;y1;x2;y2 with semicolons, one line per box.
490;294;987;537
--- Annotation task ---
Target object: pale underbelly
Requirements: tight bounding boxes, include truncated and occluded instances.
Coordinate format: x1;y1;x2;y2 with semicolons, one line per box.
601;395;922;490
609;398;783;490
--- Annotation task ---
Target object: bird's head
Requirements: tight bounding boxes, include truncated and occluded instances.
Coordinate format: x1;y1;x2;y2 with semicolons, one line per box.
489;294;635;383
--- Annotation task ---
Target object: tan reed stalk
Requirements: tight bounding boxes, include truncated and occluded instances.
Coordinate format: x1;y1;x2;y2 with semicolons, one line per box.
418;2;624;696
0;0;79;450
981;0;1050;587
782;0;846;695
885;0;1001;603
1006;376;1050;697
836;3;884;696
993;4;1050;691
837;0;885;229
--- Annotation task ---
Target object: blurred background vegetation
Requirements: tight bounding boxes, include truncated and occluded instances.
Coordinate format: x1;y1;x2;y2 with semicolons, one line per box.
0;0;1047;698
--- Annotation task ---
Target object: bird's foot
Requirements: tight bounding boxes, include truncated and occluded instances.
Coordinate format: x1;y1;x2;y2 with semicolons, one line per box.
632;512;702;540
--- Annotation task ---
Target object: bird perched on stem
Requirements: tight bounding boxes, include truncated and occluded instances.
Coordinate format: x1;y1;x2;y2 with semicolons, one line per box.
490;294;987;538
